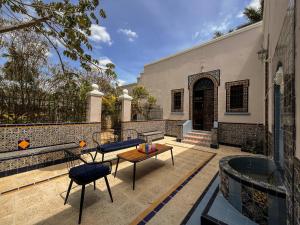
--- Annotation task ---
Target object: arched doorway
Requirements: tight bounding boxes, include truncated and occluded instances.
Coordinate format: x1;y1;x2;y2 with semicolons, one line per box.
192;78;214;130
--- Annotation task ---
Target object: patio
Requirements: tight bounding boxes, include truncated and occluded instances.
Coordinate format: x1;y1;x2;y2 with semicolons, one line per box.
0;137;250;225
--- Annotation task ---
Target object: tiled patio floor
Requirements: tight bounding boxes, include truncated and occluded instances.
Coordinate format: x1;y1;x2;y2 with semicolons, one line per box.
0;137;251;225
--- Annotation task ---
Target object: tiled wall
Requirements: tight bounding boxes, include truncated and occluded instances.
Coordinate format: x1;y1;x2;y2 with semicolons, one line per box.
220;159;286;225
121;119;185;141
121;120;166;134
165;120;185;140
218;123;264;151
0;123;101;177
270;0;297;224
0;122;101;152
294;158;300;225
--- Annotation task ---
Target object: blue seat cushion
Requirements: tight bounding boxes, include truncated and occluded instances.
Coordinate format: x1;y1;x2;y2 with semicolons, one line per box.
99;138;144;153
69;163;110;185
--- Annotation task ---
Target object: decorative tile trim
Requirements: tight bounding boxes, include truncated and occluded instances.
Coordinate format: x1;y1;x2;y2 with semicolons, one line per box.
171;89;184;112
188;71;219;122
188;69;220;88
180;172;219;225
225;79;249;113
130;152;216;225
201;185;228;225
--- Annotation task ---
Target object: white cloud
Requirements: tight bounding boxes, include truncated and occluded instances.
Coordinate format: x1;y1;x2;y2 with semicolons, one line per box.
96;57;113;69
118;28;138;42
194;15;233;42
117;79;127;86
210;16;231;32
192;31;200;39
248;0;260;10
236;11;244;18
90;24;112;45
49;36;65;49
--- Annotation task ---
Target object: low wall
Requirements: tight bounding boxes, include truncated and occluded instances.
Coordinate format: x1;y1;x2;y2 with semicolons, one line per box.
218;122;264;147
121;120;166;134
165;120;185;140
0;122;101;177
0;122;101;152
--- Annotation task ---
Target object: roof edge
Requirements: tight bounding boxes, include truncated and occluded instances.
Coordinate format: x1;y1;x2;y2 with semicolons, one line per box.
144;21;263;67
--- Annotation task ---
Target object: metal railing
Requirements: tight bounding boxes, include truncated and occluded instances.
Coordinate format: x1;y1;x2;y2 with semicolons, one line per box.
0;94;87;124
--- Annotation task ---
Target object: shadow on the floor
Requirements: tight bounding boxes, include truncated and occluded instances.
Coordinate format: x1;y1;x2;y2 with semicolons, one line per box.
30;147;214;225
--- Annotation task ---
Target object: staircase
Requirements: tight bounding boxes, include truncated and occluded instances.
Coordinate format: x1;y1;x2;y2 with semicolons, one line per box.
182;130;212;147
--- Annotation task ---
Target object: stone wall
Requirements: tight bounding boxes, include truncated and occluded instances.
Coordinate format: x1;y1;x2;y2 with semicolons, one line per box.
121;120;166;134
218;122;264;148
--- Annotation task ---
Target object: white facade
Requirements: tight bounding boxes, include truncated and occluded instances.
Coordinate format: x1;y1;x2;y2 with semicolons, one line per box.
137;22;264;125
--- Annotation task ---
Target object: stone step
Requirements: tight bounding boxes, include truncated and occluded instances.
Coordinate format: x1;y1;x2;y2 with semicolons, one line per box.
183;135;212;142
182;130;212;147
181;139;211;147
186;131;212;138
190;130;212;134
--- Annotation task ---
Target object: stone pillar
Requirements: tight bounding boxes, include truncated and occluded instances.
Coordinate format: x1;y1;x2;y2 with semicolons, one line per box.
118;89;133;122
86;84;104;122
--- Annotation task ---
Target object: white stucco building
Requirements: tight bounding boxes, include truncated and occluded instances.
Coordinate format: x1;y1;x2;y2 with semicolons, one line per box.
122;0;300;222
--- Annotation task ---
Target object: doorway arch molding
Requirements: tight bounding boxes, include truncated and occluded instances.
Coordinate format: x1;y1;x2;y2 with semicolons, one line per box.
188;70;220;122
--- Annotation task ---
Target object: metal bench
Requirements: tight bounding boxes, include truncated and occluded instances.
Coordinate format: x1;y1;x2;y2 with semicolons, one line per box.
0;142;80;177
140;130;164;142
92;129;145;161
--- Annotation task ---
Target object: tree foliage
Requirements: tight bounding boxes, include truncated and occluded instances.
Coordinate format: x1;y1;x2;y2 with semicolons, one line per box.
0;29;49;97
0;27;119;124
243;0;264;23
0;0;107;71
213;31;223;39
132;85;157;120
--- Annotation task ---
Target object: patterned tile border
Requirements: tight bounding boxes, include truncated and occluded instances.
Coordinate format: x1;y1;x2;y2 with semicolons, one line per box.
130;151;216;225
180;172;219;225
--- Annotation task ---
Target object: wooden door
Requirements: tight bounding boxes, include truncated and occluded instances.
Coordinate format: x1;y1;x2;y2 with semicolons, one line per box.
203;89;214;131
193;90;204;130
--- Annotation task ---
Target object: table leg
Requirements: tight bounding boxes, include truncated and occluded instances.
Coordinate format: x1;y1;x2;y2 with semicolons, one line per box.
133;162;136;190
114;157;120;178
170;149;174;166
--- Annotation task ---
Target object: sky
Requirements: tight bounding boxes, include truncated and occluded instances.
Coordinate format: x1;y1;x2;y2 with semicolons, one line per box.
2;0;261;86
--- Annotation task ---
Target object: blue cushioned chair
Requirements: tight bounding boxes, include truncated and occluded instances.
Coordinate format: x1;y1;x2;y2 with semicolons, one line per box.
64;149;113;224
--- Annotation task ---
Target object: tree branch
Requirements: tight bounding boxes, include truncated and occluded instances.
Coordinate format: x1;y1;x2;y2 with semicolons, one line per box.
0;17;50;34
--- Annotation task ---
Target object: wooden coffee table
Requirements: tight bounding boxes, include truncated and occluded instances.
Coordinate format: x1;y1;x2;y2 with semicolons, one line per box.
114;144;174;190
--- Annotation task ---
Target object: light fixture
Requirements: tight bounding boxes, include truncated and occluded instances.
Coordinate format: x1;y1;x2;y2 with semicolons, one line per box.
257;48;268;61
274;66;284;93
